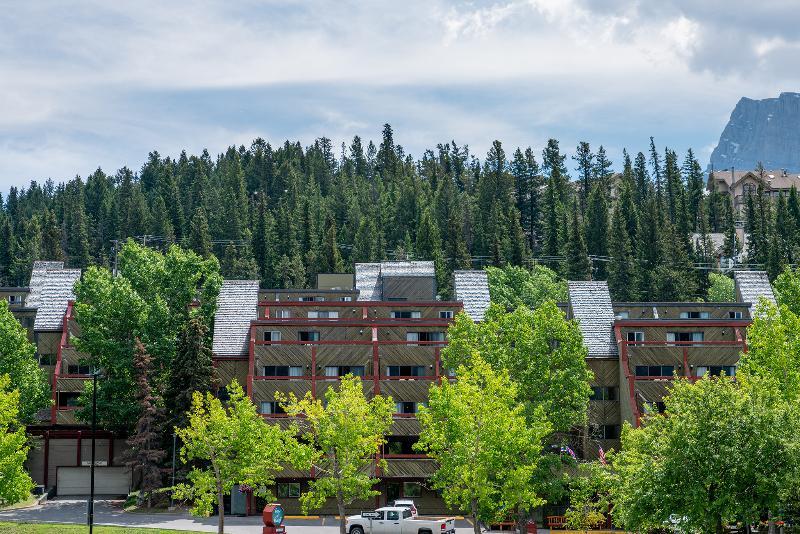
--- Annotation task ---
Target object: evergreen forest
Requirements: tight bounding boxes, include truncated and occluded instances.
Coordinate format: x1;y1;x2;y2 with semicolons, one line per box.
0;124;791;301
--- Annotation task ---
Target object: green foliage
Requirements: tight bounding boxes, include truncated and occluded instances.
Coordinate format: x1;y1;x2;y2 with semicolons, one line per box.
485;265;567;311
773;266;800;315
614;375;797;533
174;381;309;534
277;375;394;533
416;357;550;533
0;374;34;505
442;302;592;433
74;241;221;431
166;317;213;429
565;461;614;532
706;272;735;302
0;301;49;423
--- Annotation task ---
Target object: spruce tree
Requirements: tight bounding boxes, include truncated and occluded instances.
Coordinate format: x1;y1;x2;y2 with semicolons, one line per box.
585;184;609;279
166;317;212;429
252;195;277;286
722;201;738;263
608;191;639;301
573;141;594;209
633;152;649;208
40;209;64;261
124;339;166;508
593;145;613;194
321;215;345;273
188;208;212;258
565;200;590;281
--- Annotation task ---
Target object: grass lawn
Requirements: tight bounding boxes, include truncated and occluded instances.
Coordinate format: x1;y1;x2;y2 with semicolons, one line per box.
0;523;196;533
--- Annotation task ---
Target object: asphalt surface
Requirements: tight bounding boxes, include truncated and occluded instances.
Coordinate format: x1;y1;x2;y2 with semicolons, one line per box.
0;499;484;533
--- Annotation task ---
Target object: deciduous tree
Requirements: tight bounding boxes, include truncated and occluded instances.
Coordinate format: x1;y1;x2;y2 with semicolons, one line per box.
0;374;33;505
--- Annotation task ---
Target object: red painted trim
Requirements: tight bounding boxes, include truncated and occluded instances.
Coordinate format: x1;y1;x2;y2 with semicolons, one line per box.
683;348;689;378
378;376;436;381
736;328;748;353
617;320;751;328
258;301;463;308
626;340;745;346
615;325;641;427
252;319;454;327
434;347;441;385
255;340;447;346
382;454;429;459
51;301;73;424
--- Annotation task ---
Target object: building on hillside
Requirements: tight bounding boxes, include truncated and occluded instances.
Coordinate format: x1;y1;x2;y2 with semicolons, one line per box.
212;262;461;515
708;167;800;216
2;261;129;496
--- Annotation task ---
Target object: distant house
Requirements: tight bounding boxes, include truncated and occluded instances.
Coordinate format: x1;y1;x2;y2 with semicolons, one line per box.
707;168;800;215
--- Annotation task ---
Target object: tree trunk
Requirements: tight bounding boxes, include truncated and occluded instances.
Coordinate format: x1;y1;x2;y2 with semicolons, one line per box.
516;508;527;534
337;488;347;534
213;462;224;534
472;498;481;534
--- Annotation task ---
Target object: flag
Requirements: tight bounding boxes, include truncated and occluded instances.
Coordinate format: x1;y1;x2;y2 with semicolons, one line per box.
598;446;607;465
560;446;577;460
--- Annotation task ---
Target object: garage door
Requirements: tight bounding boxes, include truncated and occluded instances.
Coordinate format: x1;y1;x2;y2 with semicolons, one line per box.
56;467;131;496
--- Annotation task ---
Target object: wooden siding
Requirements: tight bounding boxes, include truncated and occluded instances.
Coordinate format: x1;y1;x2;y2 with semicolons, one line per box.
390;417;421;436
588;359;618;386
383;458;437;478
214;359;248;388
57;377;88;393
588;400;621;426
380;380;432;403
252;380;312;402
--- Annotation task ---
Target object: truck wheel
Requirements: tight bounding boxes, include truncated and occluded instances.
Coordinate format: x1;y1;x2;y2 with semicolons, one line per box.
350;527;364;534
418;530;433;534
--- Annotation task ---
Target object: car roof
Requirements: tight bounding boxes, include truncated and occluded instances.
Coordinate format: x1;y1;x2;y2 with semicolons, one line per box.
376;507;404;511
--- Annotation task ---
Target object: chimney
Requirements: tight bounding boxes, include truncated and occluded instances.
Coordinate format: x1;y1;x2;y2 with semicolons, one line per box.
783;169;788;177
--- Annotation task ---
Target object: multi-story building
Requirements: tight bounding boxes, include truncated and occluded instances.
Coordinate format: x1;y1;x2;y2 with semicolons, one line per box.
708;167;800;215
212;261;465;515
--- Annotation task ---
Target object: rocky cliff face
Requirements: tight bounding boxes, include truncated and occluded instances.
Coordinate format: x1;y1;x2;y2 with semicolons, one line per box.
709;92;800;172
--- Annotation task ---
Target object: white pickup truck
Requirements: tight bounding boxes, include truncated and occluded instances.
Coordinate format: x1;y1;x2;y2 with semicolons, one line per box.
345;506;456;534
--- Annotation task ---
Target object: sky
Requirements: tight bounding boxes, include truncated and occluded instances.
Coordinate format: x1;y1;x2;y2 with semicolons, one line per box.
1;0;799;190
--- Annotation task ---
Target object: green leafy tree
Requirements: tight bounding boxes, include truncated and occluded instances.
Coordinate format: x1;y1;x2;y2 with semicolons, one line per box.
565;461;614;532
485;265;567;311
188;208;212;258
706;273;734;302
416;356;551;534
0;374;33;505
174;381;309;534
278;375;394;534
0;301;50;423
614;375;795;533
442;302;592;434
773;266;800;316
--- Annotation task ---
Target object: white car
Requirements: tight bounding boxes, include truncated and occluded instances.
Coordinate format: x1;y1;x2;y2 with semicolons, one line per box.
346;506;456;534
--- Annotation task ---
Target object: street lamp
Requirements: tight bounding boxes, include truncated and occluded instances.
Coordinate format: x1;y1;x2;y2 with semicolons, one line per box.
88;368;104;534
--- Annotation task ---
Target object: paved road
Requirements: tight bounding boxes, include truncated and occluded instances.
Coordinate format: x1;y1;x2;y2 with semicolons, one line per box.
0;499;482;533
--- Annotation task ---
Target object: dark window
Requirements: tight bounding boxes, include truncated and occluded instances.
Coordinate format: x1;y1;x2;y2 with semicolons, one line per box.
324;366;365;377
667;332;704;345
299;296;325;302
387;297;407;302
38;353;57;366
259;401;286;415
407;332;445;343
67;364;91;375
590;386;618;401
387;511;400;520
679;311;710;319
403;482;421;497
627;331;644;343
263;331;281;342
697;365;736;377
263;365;303;377
729;311;743;319
276;482;300;498
387;366;425;377
391;311;420;319
635;366;674;377
58;392;81;407
590;424;620;440
298;331;320;342
396;401;421;414
402;509;412;519
439;310;454;319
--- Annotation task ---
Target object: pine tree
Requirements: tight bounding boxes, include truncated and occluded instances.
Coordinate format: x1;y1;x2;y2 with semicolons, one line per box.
585;184;609;279
40;209;64;261
166;317;212;429
188;208;212;258
0;219;14;285
722;201;739;264
649;137;663;209
608;186;639;301
123;339;166;508
542;174;561;261
683;149;704;231
593;145;613;194
62;178;91;269
565;200;590;281
321;215;345;273
633;152;649;208
573;141;594;209
252;195;277;286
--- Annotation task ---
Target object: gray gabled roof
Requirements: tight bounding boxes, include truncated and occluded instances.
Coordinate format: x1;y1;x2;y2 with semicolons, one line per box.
380;261;435;278
212;280;260;357
27;261;65;309
355;263;382;301
734;271;776;315
33;269;81;331
568;281;618;358
454;270;490;322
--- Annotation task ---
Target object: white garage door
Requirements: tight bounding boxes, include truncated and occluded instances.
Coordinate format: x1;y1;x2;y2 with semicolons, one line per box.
57;467;131;496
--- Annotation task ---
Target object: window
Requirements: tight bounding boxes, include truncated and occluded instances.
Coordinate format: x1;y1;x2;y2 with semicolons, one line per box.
259;401;286;415
396;401;422;414
387;366;425;377
590;386;618;401
386;511;400;521
635;365;675;377
67;363;91;375
298;331;320;342
38;353;57;366
403;482;421;498
729;311;743;319
58;392;81;407
696;365;736;377
263;331;282;342
7;295;21;305
616;311;629;319
590;424;620;440
391;310;421;319
262;365;303;377
299;296;325;302
406;332;445;345
275;309;291;318
626;331;644;343
667;332;704;345
402;510;412;519
387;297;407;302
679;311;710;319
439;310;454;319
338;296;352;302
308;311;338;319
276;482;300;498
324;366;365;377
